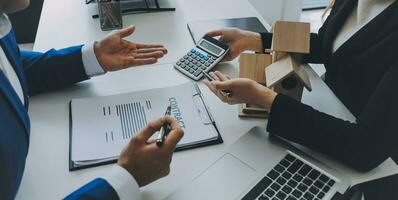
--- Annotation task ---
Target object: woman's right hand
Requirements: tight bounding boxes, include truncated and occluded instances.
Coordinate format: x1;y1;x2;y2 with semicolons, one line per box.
204;71;277;110
206;28;263;61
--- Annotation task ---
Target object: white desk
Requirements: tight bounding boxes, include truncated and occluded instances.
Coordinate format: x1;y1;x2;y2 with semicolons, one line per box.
33;0;270;64
17;0;397;199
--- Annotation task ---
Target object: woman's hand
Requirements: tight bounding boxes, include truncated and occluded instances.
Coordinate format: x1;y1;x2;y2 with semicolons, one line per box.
204;71;277;110
206;28;263;61
95;26;168;72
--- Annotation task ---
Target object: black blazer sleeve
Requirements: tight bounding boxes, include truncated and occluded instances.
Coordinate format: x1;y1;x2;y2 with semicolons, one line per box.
266;61;398;172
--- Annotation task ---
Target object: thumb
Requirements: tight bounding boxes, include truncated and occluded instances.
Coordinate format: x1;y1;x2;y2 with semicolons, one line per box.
162;116;184;150
212;80;232;91
117;25;136;38
206;30;223;37
134;117;165;143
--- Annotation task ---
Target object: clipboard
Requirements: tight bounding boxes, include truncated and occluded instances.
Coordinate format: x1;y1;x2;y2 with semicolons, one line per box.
69;82;223;171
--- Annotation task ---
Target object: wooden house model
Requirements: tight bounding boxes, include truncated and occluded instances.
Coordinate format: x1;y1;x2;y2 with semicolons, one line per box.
238;21;312;118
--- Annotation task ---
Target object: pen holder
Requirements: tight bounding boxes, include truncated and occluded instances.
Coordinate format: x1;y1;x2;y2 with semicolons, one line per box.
97;0;123;31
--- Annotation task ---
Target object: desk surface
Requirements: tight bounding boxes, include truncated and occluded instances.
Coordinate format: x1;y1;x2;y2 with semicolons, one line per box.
33;0;270;64
17;0;397;199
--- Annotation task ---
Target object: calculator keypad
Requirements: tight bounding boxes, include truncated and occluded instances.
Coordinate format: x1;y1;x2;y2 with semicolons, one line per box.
175;49;217;79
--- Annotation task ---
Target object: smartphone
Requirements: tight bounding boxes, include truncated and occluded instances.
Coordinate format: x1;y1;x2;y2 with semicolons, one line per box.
343;174;398;200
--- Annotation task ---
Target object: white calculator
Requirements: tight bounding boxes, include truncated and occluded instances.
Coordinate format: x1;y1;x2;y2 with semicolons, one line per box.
174;35;230;80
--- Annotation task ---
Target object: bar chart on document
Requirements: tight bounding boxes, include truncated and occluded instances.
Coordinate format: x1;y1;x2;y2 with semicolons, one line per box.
103;100;153;142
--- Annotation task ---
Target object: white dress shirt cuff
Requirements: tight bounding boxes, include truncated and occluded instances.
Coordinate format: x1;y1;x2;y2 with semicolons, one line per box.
101;165;141;200
81;42;106;77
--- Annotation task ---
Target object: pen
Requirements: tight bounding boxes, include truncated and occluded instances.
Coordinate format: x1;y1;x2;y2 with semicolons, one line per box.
156;105;172;146
202;71;233;97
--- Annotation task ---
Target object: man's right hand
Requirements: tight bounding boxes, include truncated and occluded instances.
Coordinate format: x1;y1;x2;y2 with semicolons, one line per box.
117;116;184;187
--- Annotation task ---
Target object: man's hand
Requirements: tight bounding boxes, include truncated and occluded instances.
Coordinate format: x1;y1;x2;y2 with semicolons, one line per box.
94;26;168;72
117;116;184;187
206;28;263;61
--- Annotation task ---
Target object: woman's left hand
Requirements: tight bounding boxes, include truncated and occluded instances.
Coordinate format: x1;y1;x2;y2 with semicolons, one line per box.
203;71;277;110
206;28;262;61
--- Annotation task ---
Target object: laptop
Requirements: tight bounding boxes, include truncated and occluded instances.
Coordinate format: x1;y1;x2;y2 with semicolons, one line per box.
166;127;351;200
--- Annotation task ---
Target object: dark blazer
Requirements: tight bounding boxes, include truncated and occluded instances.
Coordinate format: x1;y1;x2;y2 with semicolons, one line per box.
262;0;398;172
0;30;119;199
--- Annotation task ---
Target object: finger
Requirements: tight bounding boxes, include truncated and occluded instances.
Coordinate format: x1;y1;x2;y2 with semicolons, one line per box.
221;54;233;62
136;117;166;142
136;43;165;49
163;117;184;151
135;117;166;142
214;71;229;81
204;80;217;93
136;47;168;54
212;80;233;91
229;49;241;60
163;116;180;131
135;51;165;59
126;57;157;67
214;90;229;103
209;72;221;81
146;138;157;144
117;25;136;38
204;80;230;102
203;79;211;87
135;58;158;65
219;36;226;43
226;99;240;105
225;75;232;80
206;30;224;37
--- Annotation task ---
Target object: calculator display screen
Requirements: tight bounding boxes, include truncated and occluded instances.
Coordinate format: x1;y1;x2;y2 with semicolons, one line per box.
199;40;222;55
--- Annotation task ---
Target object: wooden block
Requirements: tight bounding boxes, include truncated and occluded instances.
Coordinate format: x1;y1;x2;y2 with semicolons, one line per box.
239;53;272;84
265;53;311;91
271;21;310;54
241;103;269;114
239;104;269;119
272;51;287;63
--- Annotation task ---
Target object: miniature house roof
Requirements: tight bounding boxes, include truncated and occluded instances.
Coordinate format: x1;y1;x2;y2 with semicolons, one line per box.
271;21;310;54
265;54;312;91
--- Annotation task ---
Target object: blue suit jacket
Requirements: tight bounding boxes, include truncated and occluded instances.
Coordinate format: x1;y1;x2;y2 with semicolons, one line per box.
0;31;119;200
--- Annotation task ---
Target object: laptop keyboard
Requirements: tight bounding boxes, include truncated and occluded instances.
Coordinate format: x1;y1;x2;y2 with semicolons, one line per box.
242;154;336;200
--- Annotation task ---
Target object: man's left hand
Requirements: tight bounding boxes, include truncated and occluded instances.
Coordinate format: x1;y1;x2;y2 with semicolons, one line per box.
94;26;168;71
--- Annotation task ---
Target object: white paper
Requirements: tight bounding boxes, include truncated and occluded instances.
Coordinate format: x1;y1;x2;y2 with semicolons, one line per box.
71;82;219;163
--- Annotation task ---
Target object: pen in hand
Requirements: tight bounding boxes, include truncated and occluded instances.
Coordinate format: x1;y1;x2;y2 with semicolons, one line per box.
156;105;172;146
202;71;233;97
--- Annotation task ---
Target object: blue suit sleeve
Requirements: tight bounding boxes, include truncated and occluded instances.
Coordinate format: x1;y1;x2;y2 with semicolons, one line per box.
64;178;119;200
20;45;89;95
